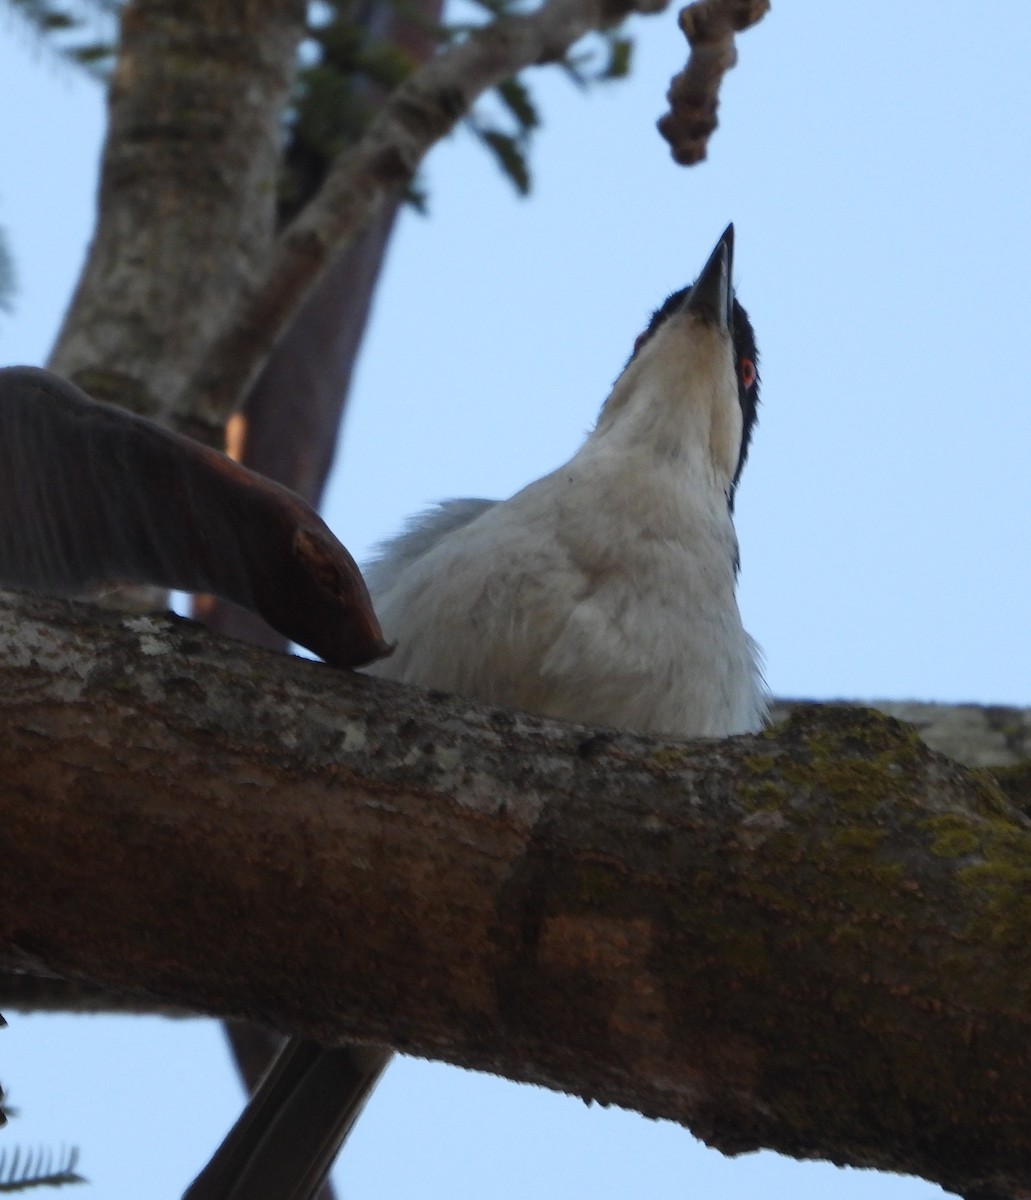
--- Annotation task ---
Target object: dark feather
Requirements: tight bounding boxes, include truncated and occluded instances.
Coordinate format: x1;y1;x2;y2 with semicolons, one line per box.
0;367;390;669
183;1040;388;1200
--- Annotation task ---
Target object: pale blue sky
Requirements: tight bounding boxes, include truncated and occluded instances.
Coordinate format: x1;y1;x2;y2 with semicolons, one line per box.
2;3;1028;1198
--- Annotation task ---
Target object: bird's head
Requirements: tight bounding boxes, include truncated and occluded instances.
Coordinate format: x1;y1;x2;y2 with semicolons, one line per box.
595;224;760;506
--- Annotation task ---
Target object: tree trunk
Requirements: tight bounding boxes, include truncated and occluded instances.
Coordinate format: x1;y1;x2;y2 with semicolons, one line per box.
48;0;307;438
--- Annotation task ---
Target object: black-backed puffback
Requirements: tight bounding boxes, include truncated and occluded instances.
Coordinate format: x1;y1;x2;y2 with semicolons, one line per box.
184;224;769;1200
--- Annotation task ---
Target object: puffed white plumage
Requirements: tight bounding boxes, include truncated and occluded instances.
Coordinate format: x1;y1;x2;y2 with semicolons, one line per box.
365;225;765;737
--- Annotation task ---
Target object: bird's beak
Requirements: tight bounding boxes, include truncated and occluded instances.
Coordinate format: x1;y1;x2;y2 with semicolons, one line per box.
682;224;734;331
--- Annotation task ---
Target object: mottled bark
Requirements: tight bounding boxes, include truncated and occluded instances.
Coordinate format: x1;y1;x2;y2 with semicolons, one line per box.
769;699;1031;770
6;702;1028;1015
1;590;1029;1200
6;693;1027;1005
48;0;307;435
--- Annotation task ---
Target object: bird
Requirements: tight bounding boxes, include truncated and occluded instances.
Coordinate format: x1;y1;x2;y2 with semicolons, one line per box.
183;222;766;1200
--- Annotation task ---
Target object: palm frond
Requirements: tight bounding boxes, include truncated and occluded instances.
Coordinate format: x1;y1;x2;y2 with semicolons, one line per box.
2;0;119;78
0;1146;85;1193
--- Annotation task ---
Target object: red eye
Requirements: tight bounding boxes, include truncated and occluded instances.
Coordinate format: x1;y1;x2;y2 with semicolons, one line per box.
739;357;756;389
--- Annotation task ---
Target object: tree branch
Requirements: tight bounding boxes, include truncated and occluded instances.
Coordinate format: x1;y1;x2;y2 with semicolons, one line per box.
1;590;1029;1200
657;0;769;164
3;703;1020;1024
768;699;1031;770
7;700;1028;1017
181;0;672;436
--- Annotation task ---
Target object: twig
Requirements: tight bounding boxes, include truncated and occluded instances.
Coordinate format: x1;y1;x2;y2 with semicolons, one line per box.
657;0;769;164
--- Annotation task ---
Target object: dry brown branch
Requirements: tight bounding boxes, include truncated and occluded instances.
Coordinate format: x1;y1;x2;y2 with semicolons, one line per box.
2;589;1030;1200
657;0;769;164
